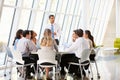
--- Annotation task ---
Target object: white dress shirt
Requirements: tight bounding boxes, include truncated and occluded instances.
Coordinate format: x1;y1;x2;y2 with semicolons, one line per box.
45;23;61;39
65;37;90;58
16;37;38;55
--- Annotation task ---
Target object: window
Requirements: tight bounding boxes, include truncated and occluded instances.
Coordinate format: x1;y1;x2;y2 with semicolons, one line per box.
33;11;44;39
18;9;31;29
0;0;114;46
38;0;47;11
4;0;16;6
0;7;14;43
22;0;33;8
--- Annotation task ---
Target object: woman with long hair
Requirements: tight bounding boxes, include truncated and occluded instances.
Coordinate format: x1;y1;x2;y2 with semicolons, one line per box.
84;30;95;48
38;29;58;79
13;29;23;50
30;30;40;49
30;30;37;44
40;29;53;47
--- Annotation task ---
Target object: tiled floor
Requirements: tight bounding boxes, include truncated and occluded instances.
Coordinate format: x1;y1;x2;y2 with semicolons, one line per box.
0;48;120;80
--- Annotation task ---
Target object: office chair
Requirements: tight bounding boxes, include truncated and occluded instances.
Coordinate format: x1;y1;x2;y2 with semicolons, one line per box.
4;47;13;80
89;47;101;79
33;50;60;80
68;49;93;80
4;47;35;79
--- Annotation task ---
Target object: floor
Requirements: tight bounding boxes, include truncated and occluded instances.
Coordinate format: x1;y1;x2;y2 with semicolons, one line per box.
0;48;120;80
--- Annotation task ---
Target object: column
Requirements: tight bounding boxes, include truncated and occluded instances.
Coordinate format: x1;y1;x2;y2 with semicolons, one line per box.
116;0;120;37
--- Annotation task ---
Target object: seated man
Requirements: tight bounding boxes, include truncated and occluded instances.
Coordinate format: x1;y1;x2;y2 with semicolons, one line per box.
17;30;39;79
60;29;89;77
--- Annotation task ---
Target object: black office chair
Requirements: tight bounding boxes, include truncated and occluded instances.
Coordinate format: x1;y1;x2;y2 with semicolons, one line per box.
68;49;93;80
89;47;101;79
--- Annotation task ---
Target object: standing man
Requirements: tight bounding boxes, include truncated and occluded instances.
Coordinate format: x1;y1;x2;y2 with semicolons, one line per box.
45;15;61;45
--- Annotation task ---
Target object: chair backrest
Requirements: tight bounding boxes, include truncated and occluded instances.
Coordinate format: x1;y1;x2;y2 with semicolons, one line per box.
5;46;24;64
94;47;101;56
95;47;100;53
90;47;100;55
80;49;91;62
114;38;120;49
11;49;24;64
5;47;13;59
37;49;57;64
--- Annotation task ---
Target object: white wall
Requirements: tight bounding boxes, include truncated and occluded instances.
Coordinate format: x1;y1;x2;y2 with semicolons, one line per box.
103;1;116;47
116;0;120;37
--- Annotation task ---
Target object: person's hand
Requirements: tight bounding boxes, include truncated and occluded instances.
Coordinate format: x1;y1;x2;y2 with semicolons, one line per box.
72;38;76;42
54;32;57;35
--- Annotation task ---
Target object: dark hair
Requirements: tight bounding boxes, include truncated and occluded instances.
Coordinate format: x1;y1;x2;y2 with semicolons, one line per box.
30;30;37;39
30;30;34;39
22;30;30;37
85;30;95;47
49;15;55;19
74;29;83;37
13;29;23;45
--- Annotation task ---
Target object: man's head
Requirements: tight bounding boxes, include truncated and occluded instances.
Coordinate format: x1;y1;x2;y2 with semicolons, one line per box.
72;29;83;42
77;29;83;37
49;15;55;24
23;30;31;39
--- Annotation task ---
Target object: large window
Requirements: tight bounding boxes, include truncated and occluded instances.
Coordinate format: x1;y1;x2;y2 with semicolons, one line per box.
0;7;14;43
89;0;114;45
0;0;114;47
18;9;31;29
4;0;16;6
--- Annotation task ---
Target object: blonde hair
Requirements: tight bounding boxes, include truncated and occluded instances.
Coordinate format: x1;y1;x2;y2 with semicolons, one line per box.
40;29;53;46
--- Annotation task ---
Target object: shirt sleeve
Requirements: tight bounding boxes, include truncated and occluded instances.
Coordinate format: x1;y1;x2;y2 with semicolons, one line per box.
27;40;38;52
65;39;80;53
55;24;61;37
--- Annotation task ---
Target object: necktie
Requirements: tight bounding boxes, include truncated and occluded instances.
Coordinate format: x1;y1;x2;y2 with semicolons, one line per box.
51;25;54;39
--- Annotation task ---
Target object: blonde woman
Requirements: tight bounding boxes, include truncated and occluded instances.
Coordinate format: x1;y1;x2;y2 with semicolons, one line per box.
37;29;58;79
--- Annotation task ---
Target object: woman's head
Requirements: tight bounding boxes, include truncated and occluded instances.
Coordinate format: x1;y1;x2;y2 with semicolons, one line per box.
16;29;23;39
30;30;37;44
13;29;23;45
44;29;52;37
30;30;37;39
84;30;95;47
41;29;52;46
84;30;91;39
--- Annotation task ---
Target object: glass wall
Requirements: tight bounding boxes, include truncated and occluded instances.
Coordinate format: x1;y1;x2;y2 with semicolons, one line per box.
0;0;114;47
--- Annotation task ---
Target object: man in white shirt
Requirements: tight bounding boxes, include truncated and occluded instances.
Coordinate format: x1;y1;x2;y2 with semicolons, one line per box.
60;29;89;77
17;30;38;56
17;30;38;79
65;29;89;58
45;15;61;45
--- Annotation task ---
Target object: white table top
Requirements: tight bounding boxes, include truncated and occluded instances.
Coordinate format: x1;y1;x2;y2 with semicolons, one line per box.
104;47;119;51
